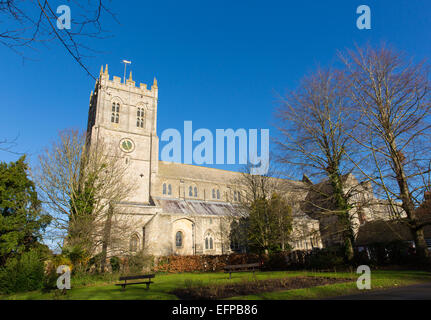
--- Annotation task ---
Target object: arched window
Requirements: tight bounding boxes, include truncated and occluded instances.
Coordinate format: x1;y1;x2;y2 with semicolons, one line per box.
205;232;214;250
175;231;183;247
237;191;241;202
168;184;172;195
194;186;198;197
163;183;167;195
111;103;115;122
234;191;237;201
111;102;120;123
231;239;240;252
217;189;220;199
189;186;193;197
212;189;216;199
137;107;144;128
130;234;139;252
314;235;320;248
310;237;316;248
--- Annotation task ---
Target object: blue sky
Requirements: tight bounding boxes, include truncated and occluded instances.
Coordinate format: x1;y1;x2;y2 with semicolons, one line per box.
1;0;430;177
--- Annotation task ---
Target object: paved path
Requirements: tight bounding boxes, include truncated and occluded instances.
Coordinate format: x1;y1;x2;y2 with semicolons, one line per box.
330;282;431;300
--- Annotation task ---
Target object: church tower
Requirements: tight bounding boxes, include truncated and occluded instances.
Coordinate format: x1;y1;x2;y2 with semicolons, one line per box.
87;65;159;204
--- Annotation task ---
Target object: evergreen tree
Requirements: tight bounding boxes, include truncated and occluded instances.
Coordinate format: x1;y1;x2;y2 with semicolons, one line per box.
0;156;51;266
246;193;292;254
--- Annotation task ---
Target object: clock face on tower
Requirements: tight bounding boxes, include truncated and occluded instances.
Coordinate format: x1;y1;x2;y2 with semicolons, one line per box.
119;138;135;153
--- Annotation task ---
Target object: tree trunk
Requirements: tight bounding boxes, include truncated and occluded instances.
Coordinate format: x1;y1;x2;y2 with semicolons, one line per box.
329;168;354;260
100;206;113;273
411;227;429;260
386;137;429;261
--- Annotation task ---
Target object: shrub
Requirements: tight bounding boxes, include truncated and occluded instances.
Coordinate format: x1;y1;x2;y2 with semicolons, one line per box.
153;254;260;273
0;249;45;294
87;253;104;273
42;264;58;292
305;248;345;270
265;252;289;270
110;256;121;272
308;253;344;270
358;241;418;266
50;254;73;270
126;251;154;274
45;253;73;290
62;245;89;272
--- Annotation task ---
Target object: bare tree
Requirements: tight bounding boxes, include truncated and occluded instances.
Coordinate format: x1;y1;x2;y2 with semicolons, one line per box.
275;68;363;260
34;129;136;270
1;1;115;78
340;45;431;260
0;136;20;154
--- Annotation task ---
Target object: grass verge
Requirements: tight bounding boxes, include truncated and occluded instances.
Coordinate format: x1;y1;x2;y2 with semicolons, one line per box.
1;270;429;300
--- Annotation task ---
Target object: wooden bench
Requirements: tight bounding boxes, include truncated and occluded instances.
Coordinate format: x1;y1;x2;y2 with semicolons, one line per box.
223;263;261;279
115;274;155;291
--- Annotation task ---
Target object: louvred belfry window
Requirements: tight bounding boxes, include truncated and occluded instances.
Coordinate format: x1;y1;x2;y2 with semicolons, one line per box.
137;107;144;128
111;102;120;123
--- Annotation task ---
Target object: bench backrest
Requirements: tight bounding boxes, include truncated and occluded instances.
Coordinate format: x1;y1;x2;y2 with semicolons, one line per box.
119;274;155;281
224;263;260;270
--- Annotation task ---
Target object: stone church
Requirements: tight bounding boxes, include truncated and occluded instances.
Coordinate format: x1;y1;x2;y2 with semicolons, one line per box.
86;66;393;257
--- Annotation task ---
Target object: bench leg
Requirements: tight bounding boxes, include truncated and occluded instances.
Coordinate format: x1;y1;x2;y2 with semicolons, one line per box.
145;283;150;290
121;284;126;291
229;272;232;280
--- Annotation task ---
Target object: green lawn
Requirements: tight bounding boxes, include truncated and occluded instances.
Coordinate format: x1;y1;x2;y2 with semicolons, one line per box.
1;270;430;300
228;270;431;299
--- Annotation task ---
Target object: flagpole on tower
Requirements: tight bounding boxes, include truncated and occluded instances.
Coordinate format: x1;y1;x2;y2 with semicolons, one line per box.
122;60;131;83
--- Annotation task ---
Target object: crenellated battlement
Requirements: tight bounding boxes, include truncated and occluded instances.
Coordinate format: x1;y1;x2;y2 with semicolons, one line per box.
97;64;158;98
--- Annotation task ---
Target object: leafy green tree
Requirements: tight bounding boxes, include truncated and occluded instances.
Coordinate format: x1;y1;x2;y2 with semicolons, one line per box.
0;156;51;266
0;248;45;294
231;166;294;255
247;193;292;254
66;171;97;254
